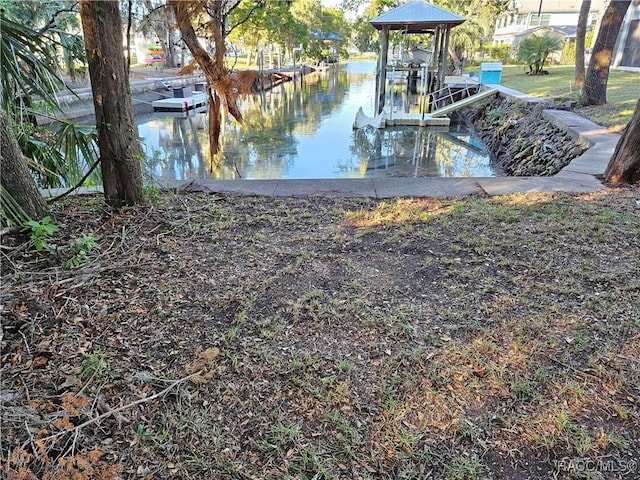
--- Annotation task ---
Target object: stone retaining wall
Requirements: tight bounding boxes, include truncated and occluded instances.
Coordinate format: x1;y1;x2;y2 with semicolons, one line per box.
467;97;587;176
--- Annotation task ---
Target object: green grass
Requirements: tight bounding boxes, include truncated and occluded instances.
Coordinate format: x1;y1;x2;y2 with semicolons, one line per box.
224;55;252;70
470;64;640;129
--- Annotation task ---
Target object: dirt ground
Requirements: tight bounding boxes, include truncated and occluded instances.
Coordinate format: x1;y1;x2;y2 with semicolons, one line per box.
2;187;639;479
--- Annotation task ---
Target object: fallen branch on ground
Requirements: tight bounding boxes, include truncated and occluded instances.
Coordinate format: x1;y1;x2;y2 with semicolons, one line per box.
33;369;203;447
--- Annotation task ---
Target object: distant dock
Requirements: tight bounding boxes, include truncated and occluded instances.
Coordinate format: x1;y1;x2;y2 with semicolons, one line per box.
152;92;208;113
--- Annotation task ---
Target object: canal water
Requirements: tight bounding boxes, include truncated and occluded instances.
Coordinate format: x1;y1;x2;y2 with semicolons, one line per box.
137;61;497;182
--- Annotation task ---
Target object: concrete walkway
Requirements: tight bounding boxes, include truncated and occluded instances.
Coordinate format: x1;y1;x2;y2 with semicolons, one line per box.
181;173;601;198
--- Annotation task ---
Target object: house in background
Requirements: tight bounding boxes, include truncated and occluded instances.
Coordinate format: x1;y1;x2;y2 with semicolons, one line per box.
492;0;605;50
613;1;640;71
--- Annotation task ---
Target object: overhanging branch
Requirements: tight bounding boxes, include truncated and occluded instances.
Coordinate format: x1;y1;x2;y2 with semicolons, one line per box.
37;2;79;34
226;0;263;36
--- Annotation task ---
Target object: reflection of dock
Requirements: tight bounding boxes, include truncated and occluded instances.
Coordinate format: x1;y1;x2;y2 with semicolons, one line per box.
355;125;493;178
152;93;208;113
440;132;487;156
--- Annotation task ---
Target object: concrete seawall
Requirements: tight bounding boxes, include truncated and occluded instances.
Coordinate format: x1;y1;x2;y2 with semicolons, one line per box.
39;74;204;124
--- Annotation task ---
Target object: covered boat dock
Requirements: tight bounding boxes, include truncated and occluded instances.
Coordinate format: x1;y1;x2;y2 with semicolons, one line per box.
369;0;466;115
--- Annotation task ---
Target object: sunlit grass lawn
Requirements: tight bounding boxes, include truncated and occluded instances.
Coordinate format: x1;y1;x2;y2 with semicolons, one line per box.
491;64;639;129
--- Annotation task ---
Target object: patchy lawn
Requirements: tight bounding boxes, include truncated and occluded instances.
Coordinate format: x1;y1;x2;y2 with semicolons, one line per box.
494;65;640;131
2;188;639;479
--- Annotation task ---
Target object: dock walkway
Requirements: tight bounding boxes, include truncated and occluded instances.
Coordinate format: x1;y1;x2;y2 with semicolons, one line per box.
354;76;497;128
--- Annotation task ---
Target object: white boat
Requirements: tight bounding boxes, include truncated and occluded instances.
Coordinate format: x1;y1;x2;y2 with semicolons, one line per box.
401;46;433;66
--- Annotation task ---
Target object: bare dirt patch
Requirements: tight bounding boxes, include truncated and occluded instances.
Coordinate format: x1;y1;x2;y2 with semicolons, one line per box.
2;188;639;479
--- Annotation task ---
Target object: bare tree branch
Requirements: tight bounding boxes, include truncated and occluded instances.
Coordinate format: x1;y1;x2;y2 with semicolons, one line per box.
38;2;79;34
35;370;203;447
47;157;101;204
226;1;263;36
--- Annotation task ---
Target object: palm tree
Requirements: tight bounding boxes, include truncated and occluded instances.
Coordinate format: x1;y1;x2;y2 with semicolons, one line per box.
0;13;99;224
1;12;99;184
441;0;509;65
0;14;60;222
0;15;62;117
517;34;562;75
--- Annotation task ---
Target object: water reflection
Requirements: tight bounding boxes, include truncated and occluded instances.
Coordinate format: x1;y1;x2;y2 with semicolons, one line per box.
354;126;495;177
137;61;497;181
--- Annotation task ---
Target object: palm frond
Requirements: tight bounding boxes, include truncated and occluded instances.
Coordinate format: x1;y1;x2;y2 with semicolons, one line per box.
1;185;32;227
55;119;100;184
15;117;99;188
52;28;87;82
0;15;64;116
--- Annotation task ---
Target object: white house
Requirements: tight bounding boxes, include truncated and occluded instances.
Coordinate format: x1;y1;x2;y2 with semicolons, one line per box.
613;1;640;71
493;0;640;70
492;0;605;48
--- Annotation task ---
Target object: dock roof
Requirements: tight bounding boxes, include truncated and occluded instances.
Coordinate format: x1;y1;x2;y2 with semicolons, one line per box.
370;0;465;33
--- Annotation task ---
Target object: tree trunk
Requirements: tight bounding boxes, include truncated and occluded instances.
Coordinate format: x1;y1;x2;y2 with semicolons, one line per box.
157;31;176;69
575;0;591;90
169;0;245;156
0;109;47;220
78;0;143;208
582;0;630;105
604;97;640;184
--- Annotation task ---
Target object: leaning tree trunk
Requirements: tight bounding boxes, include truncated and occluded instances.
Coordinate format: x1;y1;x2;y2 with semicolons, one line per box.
0;109;47;220
170;0;232;156
169;0;256;157
575;0;591;90
78;0;143;208
604;97;640;184
583;0;630;106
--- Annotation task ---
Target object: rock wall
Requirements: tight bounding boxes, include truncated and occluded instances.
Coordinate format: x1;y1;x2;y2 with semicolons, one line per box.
467;98;586;176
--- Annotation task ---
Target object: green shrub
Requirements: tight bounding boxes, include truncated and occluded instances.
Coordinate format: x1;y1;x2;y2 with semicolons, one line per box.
487;44;513;64
517;34;562;74
560;40;576;65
